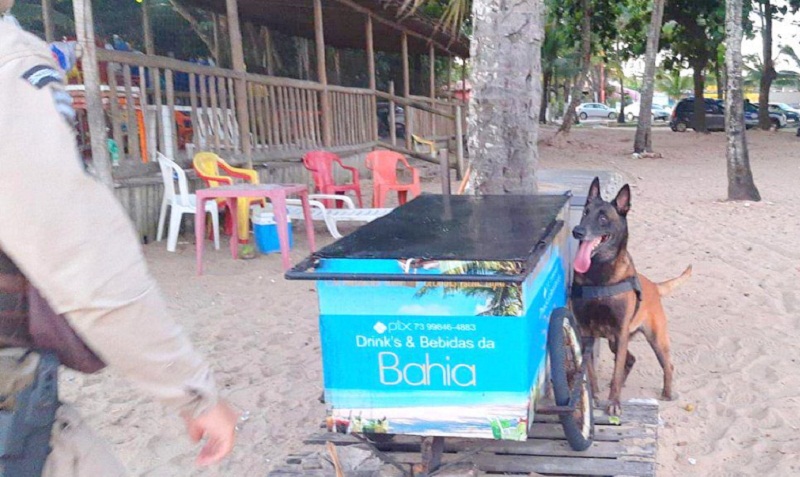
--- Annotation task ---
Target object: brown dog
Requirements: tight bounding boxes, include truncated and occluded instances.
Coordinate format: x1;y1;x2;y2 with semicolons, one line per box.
571;177;691;416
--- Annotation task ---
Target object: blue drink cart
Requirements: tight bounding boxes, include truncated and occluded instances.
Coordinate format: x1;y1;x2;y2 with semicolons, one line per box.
287;194;593;456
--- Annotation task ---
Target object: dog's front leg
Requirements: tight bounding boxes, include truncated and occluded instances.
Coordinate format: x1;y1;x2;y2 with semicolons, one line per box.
581;336;600;402
607;327;630;416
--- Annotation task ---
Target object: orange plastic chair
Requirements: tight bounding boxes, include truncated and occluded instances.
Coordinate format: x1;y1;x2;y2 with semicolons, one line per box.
193;152;263;242
302;151;363;208
365;150;421;208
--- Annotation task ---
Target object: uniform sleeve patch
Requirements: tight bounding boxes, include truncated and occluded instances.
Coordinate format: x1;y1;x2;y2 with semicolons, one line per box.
21;64;63;89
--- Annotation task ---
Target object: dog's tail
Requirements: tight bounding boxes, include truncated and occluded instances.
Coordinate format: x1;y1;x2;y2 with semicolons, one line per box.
656;265;692;297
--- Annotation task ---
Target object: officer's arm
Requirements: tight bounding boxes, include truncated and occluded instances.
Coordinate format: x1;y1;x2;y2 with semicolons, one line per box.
0;49;218;418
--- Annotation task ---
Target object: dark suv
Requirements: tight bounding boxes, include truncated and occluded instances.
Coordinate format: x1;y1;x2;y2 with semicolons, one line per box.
671;97;787;132
669;98;725;132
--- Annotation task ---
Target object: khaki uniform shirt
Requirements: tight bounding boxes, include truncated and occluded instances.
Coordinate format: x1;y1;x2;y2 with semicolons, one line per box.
0;22;218;417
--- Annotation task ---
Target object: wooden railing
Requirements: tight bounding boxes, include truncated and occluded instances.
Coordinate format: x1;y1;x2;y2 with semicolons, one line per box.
90;50;464;172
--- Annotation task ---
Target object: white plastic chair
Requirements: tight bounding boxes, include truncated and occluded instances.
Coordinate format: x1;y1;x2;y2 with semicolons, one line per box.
156;153;220;252
285;194;392;239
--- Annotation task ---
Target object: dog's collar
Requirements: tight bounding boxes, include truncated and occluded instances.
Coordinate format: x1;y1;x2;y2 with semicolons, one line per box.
571;275;643;304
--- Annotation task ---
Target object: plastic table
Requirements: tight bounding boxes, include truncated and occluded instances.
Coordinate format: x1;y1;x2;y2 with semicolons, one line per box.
195;183;316;274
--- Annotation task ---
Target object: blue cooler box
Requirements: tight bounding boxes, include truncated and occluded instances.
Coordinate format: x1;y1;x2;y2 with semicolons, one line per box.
252;210;293;254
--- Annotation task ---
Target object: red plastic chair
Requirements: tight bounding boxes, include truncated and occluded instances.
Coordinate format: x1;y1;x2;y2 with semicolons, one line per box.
365;150;421;208
302;151;363;208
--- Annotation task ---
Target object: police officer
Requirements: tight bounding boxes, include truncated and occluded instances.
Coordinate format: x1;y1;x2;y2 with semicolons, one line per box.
0;1;238;475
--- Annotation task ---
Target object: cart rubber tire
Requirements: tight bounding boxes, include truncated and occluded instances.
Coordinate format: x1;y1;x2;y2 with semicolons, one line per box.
548;308;594;451
579;112;588;120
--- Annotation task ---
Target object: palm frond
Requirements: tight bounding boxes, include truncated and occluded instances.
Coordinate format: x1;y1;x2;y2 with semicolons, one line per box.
399;0;470;35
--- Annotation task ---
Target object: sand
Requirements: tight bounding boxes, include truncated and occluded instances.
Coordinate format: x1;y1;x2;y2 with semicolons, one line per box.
59;124;800;476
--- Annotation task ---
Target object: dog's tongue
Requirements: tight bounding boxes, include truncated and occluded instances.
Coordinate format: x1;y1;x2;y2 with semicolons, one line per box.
574;237;602;274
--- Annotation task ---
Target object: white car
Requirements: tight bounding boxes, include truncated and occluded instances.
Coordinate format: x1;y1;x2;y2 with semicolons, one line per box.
577;103;617;120
620;102;670;121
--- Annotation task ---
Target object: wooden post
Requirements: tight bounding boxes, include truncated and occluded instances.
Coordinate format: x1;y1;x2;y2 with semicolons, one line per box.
225;0;252;166
429;44;436;99
42;0;56;42
401;32;410;98
447;55;453;98
142;0;155;55
438;148;450;196
460;59;467;105
389;82;397;147
429;43;436;137
455;104;464;177
401;32;412;150
264;27;275;75
73;0;114;189
314;0;332;147
212;13;220;64
366;14;378;141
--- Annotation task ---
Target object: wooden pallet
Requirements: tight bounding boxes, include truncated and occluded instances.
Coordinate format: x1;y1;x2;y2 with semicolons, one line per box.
269;399;658;477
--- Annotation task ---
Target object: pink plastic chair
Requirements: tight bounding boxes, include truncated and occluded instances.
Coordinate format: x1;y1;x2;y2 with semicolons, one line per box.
365;150;421;208
302;151;363;208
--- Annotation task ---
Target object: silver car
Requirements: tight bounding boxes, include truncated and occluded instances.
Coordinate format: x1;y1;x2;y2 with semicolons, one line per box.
577;103;617;120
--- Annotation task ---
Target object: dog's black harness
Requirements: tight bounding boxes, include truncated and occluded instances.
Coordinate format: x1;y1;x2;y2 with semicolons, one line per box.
571;276;643;318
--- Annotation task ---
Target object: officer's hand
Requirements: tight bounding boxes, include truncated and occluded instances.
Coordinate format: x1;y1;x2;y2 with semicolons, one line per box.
183;400;238;466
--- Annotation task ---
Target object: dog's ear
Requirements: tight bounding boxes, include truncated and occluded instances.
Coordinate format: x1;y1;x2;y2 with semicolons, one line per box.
612;184;631;216
585;177;601;205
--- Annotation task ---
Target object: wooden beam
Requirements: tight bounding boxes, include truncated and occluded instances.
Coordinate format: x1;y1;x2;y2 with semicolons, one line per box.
225;0;253;166
329;0;463;58
366;14;378;141
314;0;332;147
73;0;114;188
142;0;155;55
42;0;55;42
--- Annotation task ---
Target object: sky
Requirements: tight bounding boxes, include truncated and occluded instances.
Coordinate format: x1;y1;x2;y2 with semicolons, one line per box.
623;5;800;79
744;5;800;73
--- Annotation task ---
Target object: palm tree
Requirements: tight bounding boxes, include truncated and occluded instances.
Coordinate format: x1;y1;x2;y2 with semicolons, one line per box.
656;69;692;101
415;261;524;316
557;0;592;135
724;0;760;201
634;0;666;154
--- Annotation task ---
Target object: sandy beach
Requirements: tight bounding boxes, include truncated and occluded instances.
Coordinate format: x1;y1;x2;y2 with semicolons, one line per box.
60;125;800;476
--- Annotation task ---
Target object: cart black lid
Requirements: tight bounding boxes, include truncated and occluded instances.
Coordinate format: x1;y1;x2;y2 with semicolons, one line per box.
317;194;568;261
287;194;569;283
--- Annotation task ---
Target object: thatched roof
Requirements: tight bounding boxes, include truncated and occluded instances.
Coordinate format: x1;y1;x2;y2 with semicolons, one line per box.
186;0;470;58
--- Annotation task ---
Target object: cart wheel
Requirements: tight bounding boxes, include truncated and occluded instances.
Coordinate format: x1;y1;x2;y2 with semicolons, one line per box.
548;308;594;451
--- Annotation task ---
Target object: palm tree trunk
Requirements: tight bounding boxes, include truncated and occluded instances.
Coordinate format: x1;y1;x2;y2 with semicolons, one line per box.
634;0;666;153
540;69;552;124
558;0;591;134
725;0;760;201
692;59;708;133
467;0;544;194
618;71;626;123
758;0;776;130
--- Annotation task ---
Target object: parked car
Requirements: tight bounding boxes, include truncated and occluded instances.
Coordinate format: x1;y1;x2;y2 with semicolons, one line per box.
670;97;786;132
744;101;787;129
621;101;670;122
769;103;800;123
577;103;617;120
670;97;725;131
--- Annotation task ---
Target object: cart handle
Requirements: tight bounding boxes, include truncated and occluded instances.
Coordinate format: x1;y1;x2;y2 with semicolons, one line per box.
285;221;564;283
